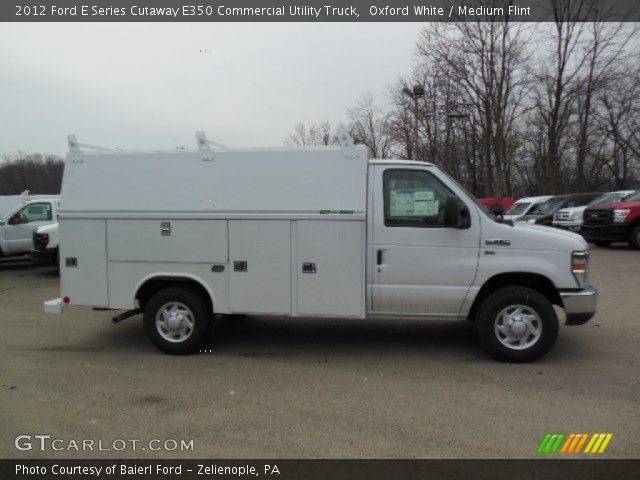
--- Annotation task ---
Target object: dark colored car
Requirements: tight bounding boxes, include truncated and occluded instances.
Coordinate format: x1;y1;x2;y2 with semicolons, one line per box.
582;189;640;249
519;193;601;226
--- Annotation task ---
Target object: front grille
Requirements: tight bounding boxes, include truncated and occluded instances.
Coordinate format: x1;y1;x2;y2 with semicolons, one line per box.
583;209;611;225
555;212;570;221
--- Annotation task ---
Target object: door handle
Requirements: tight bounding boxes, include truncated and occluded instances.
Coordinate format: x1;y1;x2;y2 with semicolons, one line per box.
376;249;387;272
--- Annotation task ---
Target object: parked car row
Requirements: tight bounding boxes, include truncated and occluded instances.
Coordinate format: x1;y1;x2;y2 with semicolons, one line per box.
553;191;634;232
492;189;640;249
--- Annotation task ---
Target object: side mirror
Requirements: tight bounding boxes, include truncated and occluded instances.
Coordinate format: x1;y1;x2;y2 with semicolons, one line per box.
443;197;471;229
491;204;504;216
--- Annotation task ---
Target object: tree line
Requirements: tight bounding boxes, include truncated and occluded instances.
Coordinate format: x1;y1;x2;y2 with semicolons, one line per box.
287;1;640;197
0;153;64;195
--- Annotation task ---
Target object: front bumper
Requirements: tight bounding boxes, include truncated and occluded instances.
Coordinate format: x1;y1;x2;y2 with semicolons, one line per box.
30;248;56;264
553;222;582;232
560;286;598;325
581;224;628;242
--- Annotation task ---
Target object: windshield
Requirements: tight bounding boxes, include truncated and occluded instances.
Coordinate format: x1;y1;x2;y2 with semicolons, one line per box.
626;190;640;202
590;192;627;205
530;197;565;215
505;202;530;215
441;172;491;214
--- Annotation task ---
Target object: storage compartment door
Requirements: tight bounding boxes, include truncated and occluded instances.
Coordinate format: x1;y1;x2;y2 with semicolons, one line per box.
297;220;365;317
229;220;291;314
59;219;108;307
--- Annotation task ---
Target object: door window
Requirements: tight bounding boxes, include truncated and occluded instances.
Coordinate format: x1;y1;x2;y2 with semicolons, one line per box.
384;169;457;227
16;202;52;223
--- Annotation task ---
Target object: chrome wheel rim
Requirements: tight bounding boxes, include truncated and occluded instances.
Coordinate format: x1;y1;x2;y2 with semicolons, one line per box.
155;302;195;343
494;304;542;350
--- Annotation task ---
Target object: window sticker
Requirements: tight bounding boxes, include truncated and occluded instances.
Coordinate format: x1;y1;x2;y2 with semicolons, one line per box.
390;188;438;216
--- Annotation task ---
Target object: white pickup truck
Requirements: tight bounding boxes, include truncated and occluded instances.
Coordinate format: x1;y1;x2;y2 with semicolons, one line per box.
0;196;60;258
45;133;597;362
30;222;60;269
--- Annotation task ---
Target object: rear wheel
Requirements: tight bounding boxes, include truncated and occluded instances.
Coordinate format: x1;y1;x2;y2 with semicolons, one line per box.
143;287;213;354
593;240;611;248
475;286;558;362
629;225;640;250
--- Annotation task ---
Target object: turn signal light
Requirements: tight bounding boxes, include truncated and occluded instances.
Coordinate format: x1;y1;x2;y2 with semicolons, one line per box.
571;252;589;288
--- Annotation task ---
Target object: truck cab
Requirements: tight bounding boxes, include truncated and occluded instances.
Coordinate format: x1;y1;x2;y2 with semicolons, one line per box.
45;133;597;363
0;197;60;258
581;189;640;248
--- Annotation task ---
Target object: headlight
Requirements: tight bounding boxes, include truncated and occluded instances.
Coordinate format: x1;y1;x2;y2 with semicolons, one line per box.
570;212;581;221
613;209;630;223
571;251;589;288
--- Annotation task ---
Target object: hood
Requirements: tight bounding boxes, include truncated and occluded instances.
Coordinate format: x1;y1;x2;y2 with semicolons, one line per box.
555;206;587;215
587;200;640;210
35;222;59;234
520;213;552;223
502;214;520;221
483;218;588;252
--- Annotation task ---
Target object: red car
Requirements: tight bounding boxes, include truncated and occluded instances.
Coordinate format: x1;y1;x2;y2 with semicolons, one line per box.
479;197;516;214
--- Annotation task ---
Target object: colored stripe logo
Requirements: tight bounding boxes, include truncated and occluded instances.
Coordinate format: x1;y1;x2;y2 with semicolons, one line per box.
537;433;613;454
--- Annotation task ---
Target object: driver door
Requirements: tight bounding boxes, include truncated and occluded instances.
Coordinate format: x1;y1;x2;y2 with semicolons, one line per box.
369;166;480;317
4;202;53;254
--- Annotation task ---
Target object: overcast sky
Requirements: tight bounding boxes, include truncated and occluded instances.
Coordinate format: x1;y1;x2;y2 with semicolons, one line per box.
0;23;423;157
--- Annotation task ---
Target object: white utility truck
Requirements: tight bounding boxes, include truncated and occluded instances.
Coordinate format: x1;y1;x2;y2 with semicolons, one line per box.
0;195;60;258
45;132;597;362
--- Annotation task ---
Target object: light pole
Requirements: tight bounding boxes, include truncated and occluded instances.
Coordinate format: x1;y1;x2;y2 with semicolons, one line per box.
448;105;478;196
402;85;425;160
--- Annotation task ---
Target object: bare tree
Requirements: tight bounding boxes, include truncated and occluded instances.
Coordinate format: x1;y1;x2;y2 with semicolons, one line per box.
285;120;337;146
0;153;64;195
347;93;394;159
415;11;531;196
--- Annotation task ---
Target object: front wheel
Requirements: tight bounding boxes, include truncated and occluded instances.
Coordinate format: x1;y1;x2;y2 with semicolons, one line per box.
629;225;640;250
143;287;213;354
475;286;558;362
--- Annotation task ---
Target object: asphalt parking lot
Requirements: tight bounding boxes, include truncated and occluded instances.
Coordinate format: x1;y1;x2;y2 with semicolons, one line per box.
1;247;639;459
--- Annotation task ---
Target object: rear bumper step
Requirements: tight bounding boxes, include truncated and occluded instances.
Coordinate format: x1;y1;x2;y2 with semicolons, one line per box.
44;298;63;315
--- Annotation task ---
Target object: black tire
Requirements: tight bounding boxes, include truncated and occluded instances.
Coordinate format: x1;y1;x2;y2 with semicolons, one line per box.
54;249;60;273
593;240;611;248
475;286;558;363
143;287;213;354
629;225;640;250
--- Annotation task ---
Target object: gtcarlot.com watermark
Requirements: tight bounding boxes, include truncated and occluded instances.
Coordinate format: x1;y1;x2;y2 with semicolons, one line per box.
15;434;194;452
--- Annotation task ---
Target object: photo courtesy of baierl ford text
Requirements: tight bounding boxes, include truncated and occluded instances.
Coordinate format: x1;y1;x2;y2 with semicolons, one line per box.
1;1;639;479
